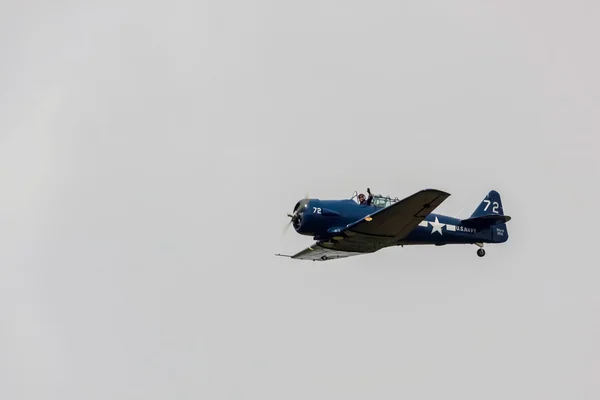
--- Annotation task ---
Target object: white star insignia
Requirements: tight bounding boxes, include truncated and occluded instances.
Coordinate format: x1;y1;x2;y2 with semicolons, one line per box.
429;216;445;235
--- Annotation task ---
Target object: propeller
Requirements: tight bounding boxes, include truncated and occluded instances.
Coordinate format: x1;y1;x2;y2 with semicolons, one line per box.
283;192;309;234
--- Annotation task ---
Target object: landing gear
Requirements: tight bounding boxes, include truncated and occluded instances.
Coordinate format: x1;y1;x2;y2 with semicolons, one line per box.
474;242;485;257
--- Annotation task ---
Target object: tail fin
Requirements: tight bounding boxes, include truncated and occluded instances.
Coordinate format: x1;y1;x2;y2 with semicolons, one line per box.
470;190;505;218
462;190;510;242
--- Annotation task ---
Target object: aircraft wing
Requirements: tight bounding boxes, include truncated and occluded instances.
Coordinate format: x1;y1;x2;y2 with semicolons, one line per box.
285;244;365;261
282;188;450;261
343;188;450;239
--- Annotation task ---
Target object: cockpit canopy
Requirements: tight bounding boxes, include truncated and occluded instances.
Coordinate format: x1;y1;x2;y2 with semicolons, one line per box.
350;190;400;208
371;195;398;208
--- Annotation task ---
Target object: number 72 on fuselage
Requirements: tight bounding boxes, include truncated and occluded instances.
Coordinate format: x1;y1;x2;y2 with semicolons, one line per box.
277;188;511;261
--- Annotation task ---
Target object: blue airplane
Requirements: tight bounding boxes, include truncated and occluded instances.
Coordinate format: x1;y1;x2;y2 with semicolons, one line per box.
277;188;510;261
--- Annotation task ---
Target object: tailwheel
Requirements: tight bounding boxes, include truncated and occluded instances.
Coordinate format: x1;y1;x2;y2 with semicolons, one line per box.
477;248;486;257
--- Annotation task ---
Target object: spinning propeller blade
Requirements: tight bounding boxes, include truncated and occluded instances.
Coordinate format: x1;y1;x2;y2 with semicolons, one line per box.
282;192;309;235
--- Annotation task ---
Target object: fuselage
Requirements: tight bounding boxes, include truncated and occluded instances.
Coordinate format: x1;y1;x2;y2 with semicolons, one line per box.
293;198;508;247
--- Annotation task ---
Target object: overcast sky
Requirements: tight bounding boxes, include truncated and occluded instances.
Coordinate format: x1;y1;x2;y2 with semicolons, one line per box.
1;1;598;399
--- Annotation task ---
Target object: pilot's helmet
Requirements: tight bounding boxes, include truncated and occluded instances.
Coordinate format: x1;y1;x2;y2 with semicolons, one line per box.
358;193;365;202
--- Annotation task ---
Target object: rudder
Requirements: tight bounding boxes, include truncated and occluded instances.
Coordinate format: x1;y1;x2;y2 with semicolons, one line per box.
470;190;509;243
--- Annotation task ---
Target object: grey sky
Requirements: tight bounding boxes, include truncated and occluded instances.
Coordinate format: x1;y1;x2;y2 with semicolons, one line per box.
1;1;598;399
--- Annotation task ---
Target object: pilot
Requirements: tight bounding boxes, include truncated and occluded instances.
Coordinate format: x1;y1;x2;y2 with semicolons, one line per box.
358;188;373;205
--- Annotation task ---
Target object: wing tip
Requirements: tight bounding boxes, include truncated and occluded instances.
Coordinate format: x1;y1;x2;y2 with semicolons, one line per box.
421;188;451;197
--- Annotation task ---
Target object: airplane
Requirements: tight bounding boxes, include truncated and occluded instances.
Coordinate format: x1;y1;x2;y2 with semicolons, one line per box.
276;188;510;261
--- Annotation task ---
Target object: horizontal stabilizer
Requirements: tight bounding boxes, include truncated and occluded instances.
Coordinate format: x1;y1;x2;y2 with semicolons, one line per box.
461;214;511;228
